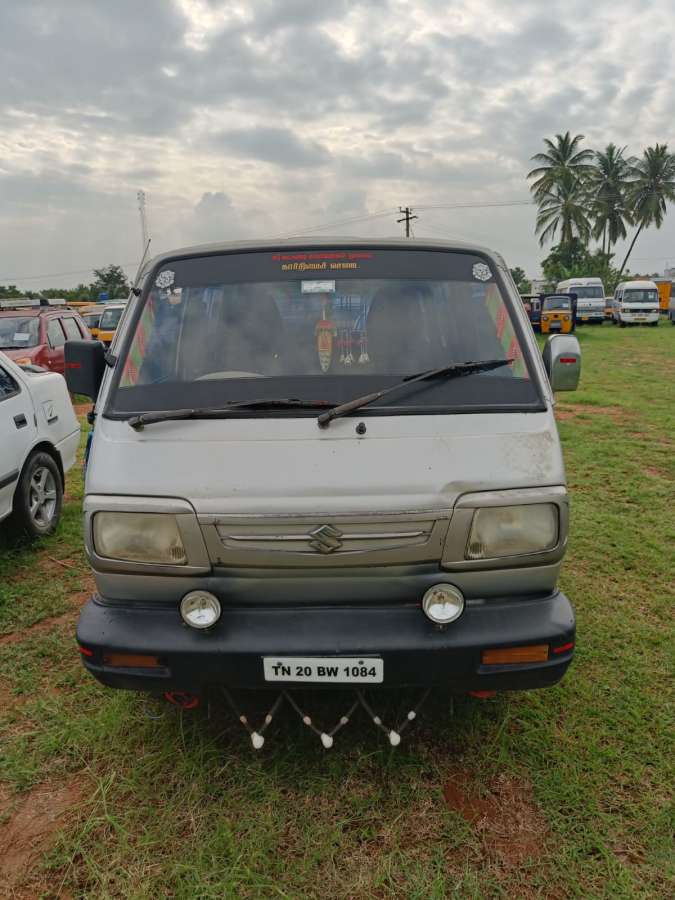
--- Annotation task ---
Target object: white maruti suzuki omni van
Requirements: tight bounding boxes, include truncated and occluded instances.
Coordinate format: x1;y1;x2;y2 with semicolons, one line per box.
65;239;581;700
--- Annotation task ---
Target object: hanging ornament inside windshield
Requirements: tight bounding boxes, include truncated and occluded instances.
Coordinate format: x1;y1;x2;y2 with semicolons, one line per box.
358;331;370;364
344;327;354;366
355;300;369;364
315;298;337;373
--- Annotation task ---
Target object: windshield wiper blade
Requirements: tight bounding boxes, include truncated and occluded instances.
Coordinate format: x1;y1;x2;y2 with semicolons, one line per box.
128;398;334;431
317;359;513;428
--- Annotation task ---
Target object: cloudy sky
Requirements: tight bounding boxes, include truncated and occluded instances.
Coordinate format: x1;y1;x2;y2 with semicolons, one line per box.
1;0;673;290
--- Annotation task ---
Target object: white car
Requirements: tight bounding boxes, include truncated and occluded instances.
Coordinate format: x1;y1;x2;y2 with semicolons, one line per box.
0;351;80;536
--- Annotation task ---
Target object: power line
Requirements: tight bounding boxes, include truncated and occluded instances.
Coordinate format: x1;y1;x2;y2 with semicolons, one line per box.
276;207;398;238
2;191;669;284
415;199;534;211
415;189;666;212
415;218;491;245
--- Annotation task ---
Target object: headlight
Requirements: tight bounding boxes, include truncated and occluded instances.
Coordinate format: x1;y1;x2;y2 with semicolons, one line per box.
93;512;187;564
180;591;221;629
422;584;464;624
466;504;558;559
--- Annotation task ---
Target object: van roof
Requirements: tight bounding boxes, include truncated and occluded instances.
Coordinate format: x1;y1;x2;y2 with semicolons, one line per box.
557;277;603;285
618;280;657;290
141;236;502;276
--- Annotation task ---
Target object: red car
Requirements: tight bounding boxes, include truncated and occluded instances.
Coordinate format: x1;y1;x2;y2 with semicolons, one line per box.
0;298;93;375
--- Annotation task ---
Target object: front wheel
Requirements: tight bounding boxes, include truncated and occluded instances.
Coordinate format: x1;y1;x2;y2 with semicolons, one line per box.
619;319;626;328
10;451;63;538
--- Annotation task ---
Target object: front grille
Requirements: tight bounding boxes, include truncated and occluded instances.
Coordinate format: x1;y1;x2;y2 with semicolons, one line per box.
199;513;451;568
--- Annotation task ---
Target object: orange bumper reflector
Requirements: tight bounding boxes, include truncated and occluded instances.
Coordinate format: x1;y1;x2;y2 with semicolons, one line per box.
481;644;549;665
103;653;163;668
468;690;496;699
552;641;575;654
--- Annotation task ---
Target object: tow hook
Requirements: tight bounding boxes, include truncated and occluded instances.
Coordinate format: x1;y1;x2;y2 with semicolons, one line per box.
164;691;201;710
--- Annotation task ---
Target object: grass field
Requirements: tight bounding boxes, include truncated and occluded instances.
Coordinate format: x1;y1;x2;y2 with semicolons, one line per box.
1;324;673;899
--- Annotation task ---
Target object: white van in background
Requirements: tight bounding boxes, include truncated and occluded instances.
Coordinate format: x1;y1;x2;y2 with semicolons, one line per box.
556;278;605;324
612;281;660;327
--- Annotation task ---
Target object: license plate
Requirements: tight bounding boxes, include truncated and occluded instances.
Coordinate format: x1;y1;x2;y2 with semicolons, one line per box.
581;316;589;321
263;656;383;684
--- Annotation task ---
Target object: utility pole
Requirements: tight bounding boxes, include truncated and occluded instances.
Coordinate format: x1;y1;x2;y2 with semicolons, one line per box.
397;206;418;238
137;190;149;253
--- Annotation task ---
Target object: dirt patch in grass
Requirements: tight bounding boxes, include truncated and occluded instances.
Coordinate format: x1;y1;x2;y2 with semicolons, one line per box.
0;590;89;647
0;776;84;892
443;771;547;867
555;404;630;424
0;682;19;712
8;554;90;586
73;403;92;417
644;466;671;480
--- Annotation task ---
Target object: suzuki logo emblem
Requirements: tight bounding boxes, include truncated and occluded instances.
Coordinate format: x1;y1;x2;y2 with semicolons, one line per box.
309;524;344;554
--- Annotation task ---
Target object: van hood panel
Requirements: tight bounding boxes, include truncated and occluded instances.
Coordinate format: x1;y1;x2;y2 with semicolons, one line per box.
88;412;564;515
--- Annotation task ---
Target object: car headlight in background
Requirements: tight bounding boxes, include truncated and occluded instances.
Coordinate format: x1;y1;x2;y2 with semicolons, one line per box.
466;504;559;559
93;512;187;564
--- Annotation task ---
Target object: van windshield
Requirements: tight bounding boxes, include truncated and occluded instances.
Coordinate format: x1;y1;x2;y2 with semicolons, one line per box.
624;290;658;303
572;286;603;298
0;316;40;349
100;307;125;329
543;297;570;311
82;312;102;327
108;248;541;416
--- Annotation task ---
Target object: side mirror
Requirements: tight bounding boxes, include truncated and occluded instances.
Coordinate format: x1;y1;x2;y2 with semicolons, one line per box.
542;335;581;391
65;340;106;399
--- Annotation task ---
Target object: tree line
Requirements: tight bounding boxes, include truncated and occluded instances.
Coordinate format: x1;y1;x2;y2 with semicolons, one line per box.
524;132;675;292
0;264;130;302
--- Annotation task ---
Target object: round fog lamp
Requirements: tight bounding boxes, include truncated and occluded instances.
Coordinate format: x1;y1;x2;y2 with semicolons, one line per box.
422;584;464;625
180;591;221;630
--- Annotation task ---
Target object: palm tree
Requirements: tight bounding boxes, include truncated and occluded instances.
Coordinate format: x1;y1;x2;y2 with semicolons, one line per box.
534;169;592;248
619;144;675;275
527;132;595;202
588;144;633;254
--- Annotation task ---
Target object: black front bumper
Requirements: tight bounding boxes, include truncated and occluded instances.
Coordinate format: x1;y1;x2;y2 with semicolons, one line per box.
77;592;575;693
